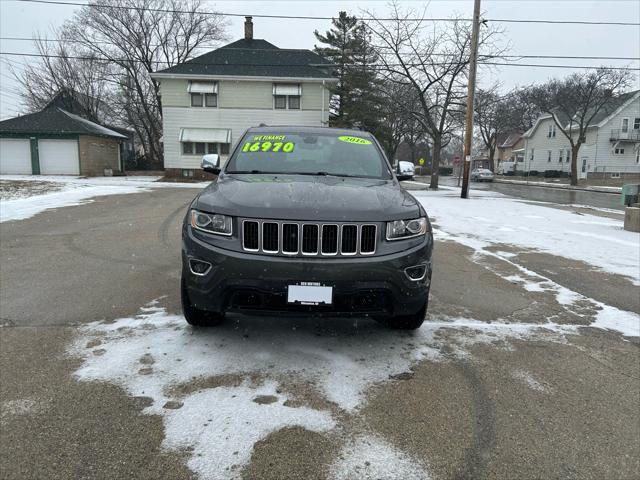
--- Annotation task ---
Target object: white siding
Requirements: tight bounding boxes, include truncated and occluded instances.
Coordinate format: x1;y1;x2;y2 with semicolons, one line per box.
160;78;331;111
162;106;330;169
523;95;640;178
523;117;573;174
592;94;640;174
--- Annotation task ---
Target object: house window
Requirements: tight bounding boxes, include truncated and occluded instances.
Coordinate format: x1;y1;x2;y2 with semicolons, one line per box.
205;93;217;107
273;83;301;110
182;169;194;178
548;124;556;138
614;148;625;155
182;142;193;155
566;149;571;162
634;117;640;130
183;142;230;156
274;95;287;109
191;93;203;107
220;143;230;154
547;150;552;162
558;149;563;162
191;92;217;107
288;95;300;109
621;118;629;133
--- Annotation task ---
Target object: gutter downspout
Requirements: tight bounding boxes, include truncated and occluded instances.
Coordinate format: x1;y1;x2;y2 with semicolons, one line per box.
321;80;325;126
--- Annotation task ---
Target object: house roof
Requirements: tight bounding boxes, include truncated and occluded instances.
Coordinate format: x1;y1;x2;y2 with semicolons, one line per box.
499;132;523;148
0;106;126;139
523;90;639;138
154;38;334;79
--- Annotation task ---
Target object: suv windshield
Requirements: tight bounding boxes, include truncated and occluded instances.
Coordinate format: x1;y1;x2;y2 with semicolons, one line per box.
226;132;392;179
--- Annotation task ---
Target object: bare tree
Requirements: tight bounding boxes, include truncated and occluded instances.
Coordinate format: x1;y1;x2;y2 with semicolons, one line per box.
474;87;507;172
365;2;504;188
15;0;227;168
16;32;112;122
529;69;632;185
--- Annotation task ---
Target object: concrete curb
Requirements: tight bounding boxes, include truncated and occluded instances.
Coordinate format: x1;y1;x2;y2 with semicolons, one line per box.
492;178;622;195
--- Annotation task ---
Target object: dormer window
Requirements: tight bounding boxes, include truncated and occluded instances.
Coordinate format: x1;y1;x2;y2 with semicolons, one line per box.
273;83;301;110
188;82;218;108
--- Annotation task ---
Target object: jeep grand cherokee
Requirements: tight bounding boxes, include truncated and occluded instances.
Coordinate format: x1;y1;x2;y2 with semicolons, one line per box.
181;126;433;330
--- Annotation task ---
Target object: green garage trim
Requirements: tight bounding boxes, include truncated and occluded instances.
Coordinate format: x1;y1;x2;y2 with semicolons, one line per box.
29;137;40;175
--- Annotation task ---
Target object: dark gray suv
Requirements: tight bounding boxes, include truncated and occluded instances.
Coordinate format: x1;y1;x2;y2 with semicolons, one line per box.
181;126;433;329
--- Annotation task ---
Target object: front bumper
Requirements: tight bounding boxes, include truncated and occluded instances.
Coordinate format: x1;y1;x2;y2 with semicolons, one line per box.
183;228;433;317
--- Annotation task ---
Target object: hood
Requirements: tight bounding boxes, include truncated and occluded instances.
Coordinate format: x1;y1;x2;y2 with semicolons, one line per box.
194;173;423;222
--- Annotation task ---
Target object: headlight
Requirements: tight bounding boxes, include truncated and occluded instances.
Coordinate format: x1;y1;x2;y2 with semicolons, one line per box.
386;217;428;240
190;210;233;236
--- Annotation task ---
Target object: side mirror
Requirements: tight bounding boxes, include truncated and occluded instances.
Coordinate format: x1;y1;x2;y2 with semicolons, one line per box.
201;154;221;174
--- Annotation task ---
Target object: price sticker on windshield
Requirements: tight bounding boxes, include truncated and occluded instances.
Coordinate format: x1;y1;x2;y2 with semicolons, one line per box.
242;141;295;153
338;136;372;145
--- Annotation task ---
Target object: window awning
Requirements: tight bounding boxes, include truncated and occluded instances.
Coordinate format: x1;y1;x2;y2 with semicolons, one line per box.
179;128;231;143
188;82;218;94
273;83;301;96
512;148;525;153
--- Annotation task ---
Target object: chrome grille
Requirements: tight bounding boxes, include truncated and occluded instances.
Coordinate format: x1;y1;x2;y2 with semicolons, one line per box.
321;225;338;255
242;221;259;251
240;220;377;256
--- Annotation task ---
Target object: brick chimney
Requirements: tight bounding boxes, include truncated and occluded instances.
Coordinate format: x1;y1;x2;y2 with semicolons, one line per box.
244;16;253;40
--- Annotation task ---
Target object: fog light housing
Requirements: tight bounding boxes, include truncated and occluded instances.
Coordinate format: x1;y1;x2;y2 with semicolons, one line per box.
189;258;212;276
404;264;427;281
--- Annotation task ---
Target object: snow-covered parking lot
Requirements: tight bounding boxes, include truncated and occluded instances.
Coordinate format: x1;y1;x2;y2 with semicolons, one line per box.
1;178;639;480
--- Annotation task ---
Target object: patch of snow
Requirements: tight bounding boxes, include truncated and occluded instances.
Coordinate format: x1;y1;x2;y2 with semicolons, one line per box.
163;380;334;480
330;434;430;480
0;183;145;222
0;175;211;222
416;188;640;284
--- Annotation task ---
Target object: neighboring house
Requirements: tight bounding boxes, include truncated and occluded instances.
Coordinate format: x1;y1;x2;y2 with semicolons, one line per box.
0;105;126;176
521;90;640;179
151;17;335;178
497;132;525;164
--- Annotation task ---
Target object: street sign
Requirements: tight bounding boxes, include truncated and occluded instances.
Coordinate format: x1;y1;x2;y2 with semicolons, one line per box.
418;158;425;166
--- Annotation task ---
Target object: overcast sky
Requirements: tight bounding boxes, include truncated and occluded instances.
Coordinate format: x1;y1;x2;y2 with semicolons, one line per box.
1;0;639;120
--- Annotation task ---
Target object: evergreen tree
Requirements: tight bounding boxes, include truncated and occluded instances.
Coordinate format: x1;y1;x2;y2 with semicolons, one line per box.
314;12;382;132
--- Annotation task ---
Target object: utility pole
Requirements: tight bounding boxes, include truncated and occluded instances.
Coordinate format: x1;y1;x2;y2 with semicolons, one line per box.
461;0;481;199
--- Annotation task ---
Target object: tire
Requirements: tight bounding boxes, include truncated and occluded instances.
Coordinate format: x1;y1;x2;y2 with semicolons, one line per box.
379;301;427;330
181;276;224;327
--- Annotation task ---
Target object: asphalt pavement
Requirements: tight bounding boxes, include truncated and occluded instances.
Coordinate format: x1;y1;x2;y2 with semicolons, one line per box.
1;186;638;480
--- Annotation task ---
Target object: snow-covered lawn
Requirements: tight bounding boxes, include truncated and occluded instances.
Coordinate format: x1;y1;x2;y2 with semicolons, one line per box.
0;175;210;222
414;187;639;285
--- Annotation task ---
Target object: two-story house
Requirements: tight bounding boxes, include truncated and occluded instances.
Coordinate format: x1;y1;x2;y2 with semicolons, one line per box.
151;17;335;178
521;90;640;180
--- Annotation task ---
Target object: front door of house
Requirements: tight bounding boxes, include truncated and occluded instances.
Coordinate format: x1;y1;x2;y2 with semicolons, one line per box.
579;157;588;179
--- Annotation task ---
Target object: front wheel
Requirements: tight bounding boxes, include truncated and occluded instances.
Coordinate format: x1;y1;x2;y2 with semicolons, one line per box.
181;276;224;327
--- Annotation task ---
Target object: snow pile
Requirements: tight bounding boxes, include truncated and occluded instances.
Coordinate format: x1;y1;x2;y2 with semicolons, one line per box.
415;188;640;284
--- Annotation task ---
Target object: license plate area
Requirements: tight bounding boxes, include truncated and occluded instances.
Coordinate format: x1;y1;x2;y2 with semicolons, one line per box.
287;283;333;305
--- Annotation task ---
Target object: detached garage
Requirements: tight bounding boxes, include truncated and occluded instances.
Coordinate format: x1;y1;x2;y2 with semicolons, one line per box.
0;106;126;176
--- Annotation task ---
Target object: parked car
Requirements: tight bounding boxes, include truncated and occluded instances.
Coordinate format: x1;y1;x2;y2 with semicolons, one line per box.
471;168;495;182
397;161;415;180
181;126;434;330
497;162;515;175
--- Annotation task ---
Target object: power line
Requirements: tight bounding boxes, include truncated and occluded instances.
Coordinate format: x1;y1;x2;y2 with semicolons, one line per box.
1;36;638;62
1;50;638;71
10;0;640;26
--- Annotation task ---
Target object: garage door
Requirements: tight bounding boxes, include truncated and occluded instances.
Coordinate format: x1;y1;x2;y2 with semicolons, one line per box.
0;138;32;174
38;139;80;175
